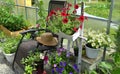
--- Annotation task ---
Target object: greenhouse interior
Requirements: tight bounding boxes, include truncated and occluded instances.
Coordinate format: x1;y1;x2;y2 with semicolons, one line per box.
0;0;120;74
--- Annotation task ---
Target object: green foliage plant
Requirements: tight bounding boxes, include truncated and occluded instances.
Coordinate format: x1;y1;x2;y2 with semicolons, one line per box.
0;1;30;31
0;0;14;13
2;37;20;54
110;25;120;74
89;62;112;74
114;25;120;51
0;8;29;31
21;51;43;74
97;62;112;74
36;0;47;28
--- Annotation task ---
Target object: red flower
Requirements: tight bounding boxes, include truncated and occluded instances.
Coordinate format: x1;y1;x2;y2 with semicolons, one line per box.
55;8;60;11
61;12;67;17
78;15;84;22
79;24;83;29
68;3;72;7
62;8;67;12
85;16;88;20
62;18;68;23
73;27;78;32
74;4;79;9
49;10;56;17
73;9;77;14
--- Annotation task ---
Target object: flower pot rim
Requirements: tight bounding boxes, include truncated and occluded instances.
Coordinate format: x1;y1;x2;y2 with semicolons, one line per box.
85;44;100;50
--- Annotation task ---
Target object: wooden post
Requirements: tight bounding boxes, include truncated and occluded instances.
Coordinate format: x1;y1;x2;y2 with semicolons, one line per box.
77;2;84;74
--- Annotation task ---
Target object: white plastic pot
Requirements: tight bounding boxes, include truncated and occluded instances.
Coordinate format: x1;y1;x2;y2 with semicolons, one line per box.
85;45;100;59
3;52;15;64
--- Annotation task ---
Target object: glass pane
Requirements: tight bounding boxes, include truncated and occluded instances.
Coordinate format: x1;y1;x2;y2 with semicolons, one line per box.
26;8;37;25
84;18;107;31
112;0;120;23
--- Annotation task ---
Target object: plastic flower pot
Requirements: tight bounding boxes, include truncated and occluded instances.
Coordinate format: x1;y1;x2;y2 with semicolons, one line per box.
85;44;100;59
3;51;15;64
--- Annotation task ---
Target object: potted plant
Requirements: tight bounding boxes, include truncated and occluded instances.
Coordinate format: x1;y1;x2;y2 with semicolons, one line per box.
0;7;31;36
85;29;113;58
21;51;46;74
49;47;79;74
2;36;20;64
46;2;86;35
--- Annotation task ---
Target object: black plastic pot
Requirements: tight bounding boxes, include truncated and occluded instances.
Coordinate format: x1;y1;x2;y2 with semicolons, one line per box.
34;60;44;74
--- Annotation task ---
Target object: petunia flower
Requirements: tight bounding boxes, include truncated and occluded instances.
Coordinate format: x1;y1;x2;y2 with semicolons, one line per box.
49;10;56;17
62;18;68;23
54;64;57;67
74;4;79;9
44;56;48;64
73;64;79;72
52;68;55;74
36;24;40;28
79;24;83;29
68;3;72;7
61;12;67;17
78;15;85;22
73;27;78;32
73;9;77;14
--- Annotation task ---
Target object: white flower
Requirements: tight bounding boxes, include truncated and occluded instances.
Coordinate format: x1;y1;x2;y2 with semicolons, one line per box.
85;29;112;49
40;53;44;59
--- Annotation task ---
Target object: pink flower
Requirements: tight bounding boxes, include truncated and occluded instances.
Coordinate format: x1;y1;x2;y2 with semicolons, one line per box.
44;56;48;64
36;24;40;28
